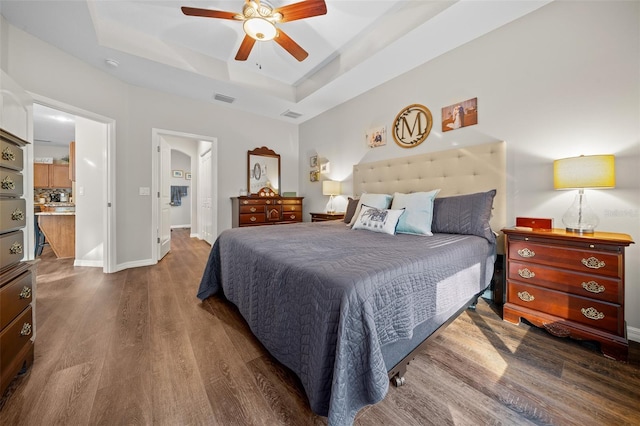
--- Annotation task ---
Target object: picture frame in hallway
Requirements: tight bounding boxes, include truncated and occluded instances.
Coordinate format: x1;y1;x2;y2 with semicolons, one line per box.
172;170;183;178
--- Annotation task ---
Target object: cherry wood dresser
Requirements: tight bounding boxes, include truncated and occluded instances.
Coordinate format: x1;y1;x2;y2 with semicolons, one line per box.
1;128;36;396
502;228;634;361
231;196;304;228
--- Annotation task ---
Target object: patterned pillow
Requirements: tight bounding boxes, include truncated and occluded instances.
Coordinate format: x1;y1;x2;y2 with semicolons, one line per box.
390;189;440;236
348;193;393;227
352;204;405;235
431;190;497;243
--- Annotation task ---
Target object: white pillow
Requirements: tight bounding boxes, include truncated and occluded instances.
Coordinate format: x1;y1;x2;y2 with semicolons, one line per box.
348;193;393;227
352;205;405;235
391;189;441;236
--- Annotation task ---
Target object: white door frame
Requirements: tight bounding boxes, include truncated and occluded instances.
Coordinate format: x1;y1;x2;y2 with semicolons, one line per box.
30;93;116;273
151;128;217;262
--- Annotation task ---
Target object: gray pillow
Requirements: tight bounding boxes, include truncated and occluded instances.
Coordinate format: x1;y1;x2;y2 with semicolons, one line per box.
343;197;359;223
431;190;496;243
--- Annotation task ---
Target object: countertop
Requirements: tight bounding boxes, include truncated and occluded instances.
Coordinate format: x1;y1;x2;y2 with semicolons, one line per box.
35;212;75;216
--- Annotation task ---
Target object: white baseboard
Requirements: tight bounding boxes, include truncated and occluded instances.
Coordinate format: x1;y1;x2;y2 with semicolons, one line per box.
115;259;155;272
190;232;199;239
171;224;191;229
627;326;640;343
73;259;103;268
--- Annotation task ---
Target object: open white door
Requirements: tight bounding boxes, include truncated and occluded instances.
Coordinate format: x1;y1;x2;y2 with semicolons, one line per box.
158;138;171;259
200;148;213;245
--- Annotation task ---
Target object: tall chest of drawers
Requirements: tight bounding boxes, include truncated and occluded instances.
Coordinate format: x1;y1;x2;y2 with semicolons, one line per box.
0;128;36;396
231;196;304;227
502;228;634;361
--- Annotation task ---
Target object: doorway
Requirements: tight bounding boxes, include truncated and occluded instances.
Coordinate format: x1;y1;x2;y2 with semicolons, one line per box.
32;96;115;272
152;129;217;262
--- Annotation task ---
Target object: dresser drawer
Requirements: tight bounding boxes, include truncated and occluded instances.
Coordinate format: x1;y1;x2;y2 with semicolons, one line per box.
0;269;33;329
507;282;622;335
509;240;621;278
0;169;24;197
0;138;24;171
281;199;302;206
240;213;266;225
282;204;302;213
282;212;302;222
240;205;264;214
508;260;621;304
239;199;266;206
0;230;24;269
0;198;27;233
1;306;33;374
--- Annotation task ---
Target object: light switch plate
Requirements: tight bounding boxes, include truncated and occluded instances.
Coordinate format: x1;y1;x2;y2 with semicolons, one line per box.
139;187;150;196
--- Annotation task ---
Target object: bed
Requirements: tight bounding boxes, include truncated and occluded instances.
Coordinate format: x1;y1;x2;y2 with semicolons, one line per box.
198;141;507;425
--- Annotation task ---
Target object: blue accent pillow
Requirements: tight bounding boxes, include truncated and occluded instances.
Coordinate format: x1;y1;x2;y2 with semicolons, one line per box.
390;190;441;236
431;190;497;243
352;205;405;235
348;193;393;226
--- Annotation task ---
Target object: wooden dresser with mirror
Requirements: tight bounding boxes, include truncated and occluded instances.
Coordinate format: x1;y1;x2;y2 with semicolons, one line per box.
231;147;303;228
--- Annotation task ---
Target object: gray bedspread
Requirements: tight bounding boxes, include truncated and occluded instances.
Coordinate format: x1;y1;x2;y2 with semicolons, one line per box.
198;221;495;425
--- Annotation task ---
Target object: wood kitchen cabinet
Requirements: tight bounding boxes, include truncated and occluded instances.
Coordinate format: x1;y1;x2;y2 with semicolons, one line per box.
34;163;71;188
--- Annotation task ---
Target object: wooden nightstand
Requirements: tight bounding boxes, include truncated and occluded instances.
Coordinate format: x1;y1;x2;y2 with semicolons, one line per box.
310;212;345;222
502;228;634;361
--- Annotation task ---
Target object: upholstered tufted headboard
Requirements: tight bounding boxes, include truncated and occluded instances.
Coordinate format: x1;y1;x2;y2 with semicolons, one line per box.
353;141;507;251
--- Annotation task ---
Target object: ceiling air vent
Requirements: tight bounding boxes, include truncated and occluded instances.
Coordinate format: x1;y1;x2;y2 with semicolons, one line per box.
213;93;235;104
281;110;302;119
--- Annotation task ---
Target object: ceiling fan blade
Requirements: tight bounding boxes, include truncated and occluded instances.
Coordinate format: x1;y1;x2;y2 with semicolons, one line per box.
274;30;308;62
181;6;238;20
274;0;327;23
235;35;256;61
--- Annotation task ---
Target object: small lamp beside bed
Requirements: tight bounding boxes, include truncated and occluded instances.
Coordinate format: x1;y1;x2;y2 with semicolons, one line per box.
322;180;341;213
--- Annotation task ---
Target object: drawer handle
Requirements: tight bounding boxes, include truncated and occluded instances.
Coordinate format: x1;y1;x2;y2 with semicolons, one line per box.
242;200;249;204
2;146;16;161
518;268;535;279
517;291;535;302
10;241;23;254
250;216;257;222
250;207;257;212
11;208;25;221
582;256;605;269
582;281;605;294
19;286;32;299
20;322;32;336
289;215;296;219
581;307;604;321
517;248;535;258
1;176;15;190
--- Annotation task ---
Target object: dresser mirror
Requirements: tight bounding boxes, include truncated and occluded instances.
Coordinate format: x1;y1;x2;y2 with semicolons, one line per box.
248;146;281;196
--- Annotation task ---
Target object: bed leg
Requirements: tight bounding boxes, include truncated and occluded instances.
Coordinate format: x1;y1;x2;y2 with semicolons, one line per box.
468;297;479;310
391;374;406;387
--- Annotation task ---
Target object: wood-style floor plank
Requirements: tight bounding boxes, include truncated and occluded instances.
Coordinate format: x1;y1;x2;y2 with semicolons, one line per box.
1;228;639;426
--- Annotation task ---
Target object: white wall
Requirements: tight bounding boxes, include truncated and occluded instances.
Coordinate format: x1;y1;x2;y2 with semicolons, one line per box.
170;149;191;228
74;116;105;267
33;144;69;161
300;1;640;334
2;17;299;268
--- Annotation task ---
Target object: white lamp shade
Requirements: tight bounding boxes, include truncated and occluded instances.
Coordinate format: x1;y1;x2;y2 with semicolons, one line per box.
553;155;615;190
322;180;341;196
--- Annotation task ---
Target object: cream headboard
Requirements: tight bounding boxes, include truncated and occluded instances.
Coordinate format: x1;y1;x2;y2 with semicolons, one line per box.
353;141;507;251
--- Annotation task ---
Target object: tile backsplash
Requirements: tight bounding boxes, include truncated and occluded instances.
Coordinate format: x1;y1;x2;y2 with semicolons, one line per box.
35;188;72;203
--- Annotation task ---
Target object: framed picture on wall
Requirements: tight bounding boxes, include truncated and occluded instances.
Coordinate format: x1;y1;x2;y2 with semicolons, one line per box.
310;155;318;168
441;97;478;132
310;170;319;182
185;172;192;180
172;170;183;178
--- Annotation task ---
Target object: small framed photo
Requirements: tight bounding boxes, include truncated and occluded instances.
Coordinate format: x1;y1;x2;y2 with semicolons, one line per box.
310;155;318;168
172;170;183;178
320;162;330;174
442;97;478;132
366;126;386;148
185;172;192;180
310;170;319;182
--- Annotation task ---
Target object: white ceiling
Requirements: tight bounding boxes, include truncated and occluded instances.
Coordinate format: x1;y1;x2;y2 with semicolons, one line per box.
2;0;551;130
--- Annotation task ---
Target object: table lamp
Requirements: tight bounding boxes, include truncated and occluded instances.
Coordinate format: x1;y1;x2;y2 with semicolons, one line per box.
322;180;341;213
553;154;615;234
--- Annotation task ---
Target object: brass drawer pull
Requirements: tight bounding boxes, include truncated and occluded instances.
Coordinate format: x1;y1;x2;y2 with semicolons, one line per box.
2;146;16;161
242;200;249;204
582;281;605;294
517;248;535;258
19;286;32;299
517;291;535;302
250;207;257;212
250;216;257;222
1;176;15;190
582;256;605;269
11;208;24;221
10;241;23;254
20;322;32;336
289;215;296;219
581;307;604;320
518;268;535;279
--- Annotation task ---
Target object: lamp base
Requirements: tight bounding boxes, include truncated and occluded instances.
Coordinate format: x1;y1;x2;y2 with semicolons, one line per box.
565;226;595;235
562;189;599;235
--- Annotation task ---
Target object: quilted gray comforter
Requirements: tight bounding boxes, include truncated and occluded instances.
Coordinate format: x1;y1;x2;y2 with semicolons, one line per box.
198;221;495;425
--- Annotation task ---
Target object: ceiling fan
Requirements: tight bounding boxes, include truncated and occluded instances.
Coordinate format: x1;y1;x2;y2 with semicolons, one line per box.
181;0;327;62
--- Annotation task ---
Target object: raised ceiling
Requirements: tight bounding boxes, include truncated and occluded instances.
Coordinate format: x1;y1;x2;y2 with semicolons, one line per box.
1;1;551;123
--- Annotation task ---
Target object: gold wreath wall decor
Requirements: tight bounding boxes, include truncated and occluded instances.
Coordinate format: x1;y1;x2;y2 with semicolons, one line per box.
392;104;433;148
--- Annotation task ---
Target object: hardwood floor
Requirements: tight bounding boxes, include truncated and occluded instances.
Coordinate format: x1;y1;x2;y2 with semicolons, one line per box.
1;228;639;425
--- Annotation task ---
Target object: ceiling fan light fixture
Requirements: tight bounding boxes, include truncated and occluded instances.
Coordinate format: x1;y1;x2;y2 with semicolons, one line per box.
243;17;277;41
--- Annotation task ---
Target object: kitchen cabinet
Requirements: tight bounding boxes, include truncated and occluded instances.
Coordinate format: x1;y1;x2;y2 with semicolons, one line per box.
34;163;71;188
